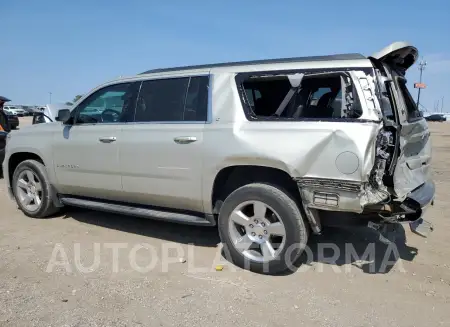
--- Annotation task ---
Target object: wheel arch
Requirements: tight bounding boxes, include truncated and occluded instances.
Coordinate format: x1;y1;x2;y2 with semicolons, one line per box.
209;164;302;215
8;150;47;186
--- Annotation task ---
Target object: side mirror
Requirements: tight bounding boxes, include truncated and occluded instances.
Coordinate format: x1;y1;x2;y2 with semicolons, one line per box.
56;109;71;122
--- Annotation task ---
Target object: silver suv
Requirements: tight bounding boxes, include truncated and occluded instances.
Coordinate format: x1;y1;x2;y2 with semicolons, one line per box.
2;42;434;274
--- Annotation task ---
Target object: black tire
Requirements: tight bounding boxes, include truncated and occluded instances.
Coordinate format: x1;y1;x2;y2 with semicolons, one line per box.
218;183;309;274
12;159;60;218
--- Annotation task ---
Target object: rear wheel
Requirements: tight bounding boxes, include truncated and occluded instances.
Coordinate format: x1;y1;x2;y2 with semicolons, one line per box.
12;159;60;218
218;183;308;274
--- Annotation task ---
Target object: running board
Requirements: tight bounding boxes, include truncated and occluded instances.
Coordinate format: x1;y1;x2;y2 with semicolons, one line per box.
59;196;215;226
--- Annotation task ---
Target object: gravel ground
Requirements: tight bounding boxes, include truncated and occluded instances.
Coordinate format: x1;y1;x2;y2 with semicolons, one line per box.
1;117;449;327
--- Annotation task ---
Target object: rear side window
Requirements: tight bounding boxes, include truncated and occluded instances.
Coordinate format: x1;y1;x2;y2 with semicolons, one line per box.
397;79;422;120
134;76;209;122
238;72;363;120
309;87;331;106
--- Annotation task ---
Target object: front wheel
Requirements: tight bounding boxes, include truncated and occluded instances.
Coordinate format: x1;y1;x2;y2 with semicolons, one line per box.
12;159;60;218
218;183;309;274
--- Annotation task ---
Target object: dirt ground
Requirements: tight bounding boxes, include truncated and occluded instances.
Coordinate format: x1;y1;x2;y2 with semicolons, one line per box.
1;117;449;327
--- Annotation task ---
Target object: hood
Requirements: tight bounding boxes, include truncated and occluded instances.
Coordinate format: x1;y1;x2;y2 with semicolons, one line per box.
41;103;73;120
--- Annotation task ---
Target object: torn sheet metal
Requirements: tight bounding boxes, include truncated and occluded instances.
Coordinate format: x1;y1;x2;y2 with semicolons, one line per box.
393;119;432;200
227;121;388;213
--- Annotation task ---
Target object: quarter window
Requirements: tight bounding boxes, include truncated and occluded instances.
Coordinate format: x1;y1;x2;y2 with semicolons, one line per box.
134;76;209;122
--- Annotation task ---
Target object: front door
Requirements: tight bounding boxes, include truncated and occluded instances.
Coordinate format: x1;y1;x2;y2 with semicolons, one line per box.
52;82;140;200
119;75;209;212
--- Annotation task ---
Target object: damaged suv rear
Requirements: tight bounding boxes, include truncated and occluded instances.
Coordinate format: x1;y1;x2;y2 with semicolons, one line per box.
217;41;434;272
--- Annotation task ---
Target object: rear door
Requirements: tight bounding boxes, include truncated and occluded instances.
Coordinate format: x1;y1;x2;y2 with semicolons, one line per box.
119;75;209;212
370;42;432;199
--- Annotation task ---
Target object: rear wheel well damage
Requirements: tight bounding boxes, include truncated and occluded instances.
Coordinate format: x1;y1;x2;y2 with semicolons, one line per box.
211;165;318;231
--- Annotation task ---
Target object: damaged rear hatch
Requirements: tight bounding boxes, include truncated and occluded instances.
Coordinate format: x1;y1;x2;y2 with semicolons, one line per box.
370;42;433;202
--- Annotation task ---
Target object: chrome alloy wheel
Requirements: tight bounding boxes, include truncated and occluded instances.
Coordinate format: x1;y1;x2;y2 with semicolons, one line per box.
15;169;43;212
228;200;287;263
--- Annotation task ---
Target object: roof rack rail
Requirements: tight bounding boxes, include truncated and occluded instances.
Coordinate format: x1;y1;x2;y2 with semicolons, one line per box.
140;53;366;75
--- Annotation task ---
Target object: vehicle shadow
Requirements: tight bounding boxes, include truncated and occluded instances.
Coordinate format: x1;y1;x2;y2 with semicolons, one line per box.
62;207;417;273
281;223;418;276
63;207;220;248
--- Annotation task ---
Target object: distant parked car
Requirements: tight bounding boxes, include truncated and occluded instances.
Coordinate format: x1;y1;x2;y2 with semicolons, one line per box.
22;106;37;116
3;110;19;129
3;105;26;117
425;114;446;122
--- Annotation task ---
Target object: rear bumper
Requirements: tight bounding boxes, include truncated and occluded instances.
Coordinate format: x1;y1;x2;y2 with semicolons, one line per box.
405;181;435;237
406;180;435;209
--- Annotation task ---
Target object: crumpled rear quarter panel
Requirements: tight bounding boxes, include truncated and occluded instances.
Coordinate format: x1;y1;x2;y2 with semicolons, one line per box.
203;119;382;213
209;121;381;182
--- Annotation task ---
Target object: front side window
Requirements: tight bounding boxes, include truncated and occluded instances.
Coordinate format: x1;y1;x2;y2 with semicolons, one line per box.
75;82;139;124
134;76;209;122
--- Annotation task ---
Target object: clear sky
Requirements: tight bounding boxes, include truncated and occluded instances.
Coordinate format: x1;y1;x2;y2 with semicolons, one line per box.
1;0;449;111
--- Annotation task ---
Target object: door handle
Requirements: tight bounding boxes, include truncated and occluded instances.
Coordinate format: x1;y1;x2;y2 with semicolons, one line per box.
99;136;117;143
174;136;197;144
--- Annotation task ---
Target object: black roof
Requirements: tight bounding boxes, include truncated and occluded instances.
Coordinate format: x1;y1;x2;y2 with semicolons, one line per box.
140;53;366;75
0;96;11;102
